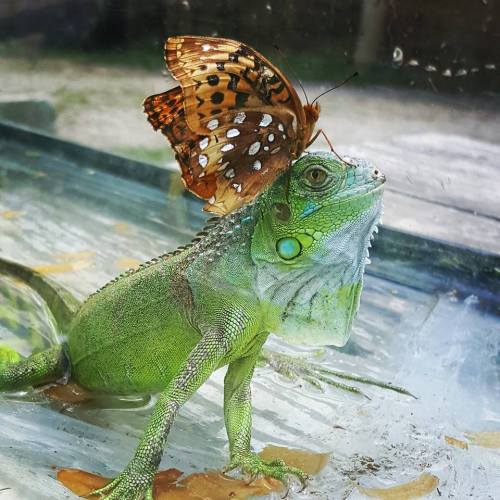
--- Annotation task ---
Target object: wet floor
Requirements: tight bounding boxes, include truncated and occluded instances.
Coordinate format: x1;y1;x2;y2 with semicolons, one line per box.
0;139;499;499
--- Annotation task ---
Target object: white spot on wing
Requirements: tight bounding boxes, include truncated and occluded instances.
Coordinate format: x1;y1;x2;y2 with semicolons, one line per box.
199;137;209;150
232;183;242;192
207;119;219;130
264;146;269;151
248;142;261;155
278;123;284;131
226;128;240;138
202;44;211;52
208;196;216;204
225;168;235;178
259;113;272;127
198;154;208;167
221;143;235;152
252;160;262;170
268;133;275;143
234;112;246;124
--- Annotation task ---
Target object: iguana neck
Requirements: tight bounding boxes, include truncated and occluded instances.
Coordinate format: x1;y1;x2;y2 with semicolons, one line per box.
184;202;259;288
251;195;383;346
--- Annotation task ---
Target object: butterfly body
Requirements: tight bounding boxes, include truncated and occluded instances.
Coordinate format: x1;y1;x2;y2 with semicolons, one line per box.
144;36;320;215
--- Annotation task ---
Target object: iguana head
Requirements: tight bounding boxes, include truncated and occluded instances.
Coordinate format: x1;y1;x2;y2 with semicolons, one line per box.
251;152;385;347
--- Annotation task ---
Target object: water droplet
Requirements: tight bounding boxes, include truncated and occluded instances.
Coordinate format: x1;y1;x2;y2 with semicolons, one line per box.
455;68;468;77
442;68;452;77
485;63;496;70
408;59;419;67
392;47;403;66
425;64;437;72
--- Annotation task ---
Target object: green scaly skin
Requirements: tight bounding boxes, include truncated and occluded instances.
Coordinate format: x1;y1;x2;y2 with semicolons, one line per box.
0;153;385;499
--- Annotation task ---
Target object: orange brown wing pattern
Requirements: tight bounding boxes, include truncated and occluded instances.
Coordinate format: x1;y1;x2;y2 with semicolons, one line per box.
144;93;296;214
189;109;296;214
144;88;214;200
165;36;306;135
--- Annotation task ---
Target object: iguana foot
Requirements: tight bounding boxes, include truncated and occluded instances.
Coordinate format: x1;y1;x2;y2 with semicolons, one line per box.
261;350;415;399
87;464;154;500
225;452;309;488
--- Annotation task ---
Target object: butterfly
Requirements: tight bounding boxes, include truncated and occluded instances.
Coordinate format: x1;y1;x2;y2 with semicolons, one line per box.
144;35;321;215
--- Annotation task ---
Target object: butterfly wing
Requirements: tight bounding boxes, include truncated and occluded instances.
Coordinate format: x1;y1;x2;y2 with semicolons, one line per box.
144;94;296;214
144;35;315;215
144;87;216;200
165;36;306;135
191;109;296;214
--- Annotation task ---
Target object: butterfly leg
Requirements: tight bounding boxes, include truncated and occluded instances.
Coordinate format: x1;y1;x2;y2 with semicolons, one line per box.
306;129;357;167
224;335;309;488
305;128;322;149
259;349;415;398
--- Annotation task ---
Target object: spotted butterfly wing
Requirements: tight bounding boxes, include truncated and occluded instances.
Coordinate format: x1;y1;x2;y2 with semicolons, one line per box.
144;35;320;214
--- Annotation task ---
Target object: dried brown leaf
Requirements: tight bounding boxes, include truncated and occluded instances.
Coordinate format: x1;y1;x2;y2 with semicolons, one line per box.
259;445;330;475
0;210;25;219
116;258;142;269
444;436;469;449
33;260;91;274
57;467;283;500
356;472;439;499
54;251;96;261
113;222;134;235
43;382;92;404
465;431;500;449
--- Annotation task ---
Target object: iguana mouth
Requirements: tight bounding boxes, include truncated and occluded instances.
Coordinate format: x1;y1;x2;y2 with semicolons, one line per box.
339;174;385;203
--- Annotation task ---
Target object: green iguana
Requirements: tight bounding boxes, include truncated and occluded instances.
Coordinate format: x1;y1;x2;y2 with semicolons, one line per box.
0;152;386;499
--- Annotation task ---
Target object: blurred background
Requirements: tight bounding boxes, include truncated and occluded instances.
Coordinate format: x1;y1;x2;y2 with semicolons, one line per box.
1;0;499;251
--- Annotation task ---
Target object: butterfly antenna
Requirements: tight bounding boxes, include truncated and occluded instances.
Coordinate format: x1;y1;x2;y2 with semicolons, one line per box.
311;72;359;105
273;44;309;105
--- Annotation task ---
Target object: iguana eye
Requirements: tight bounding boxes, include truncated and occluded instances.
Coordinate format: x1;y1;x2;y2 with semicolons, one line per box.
302;165;330;190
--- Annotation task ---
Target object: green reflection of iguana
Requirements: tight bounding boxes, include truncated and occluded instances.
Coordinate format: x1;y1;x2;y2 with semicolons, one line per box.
0;153;386;499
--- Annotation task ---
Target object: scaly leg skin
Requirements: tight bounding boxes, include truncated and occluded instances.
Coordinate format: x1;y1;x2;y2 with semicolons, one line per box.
224;335;308;489
0;345;66;390
89;315;255;500
259;349;416;399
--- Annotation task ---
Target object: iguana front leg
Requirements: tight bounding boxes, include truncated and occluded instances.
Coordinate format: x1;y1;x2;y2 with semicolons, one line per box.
90;321;248;500
224;334;308;487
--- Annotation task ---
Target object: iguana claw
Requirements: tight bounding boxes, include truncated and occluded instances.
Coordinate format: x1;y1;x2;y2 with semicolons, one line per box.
225;452;309;489
87;467;154;500
260;350;416;399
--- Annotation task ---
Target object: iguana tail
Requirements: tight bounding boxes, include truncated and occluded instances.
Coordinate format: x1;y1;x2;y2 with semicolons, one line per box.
0;345;68;390
0;256;79;390
0;256;80;328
